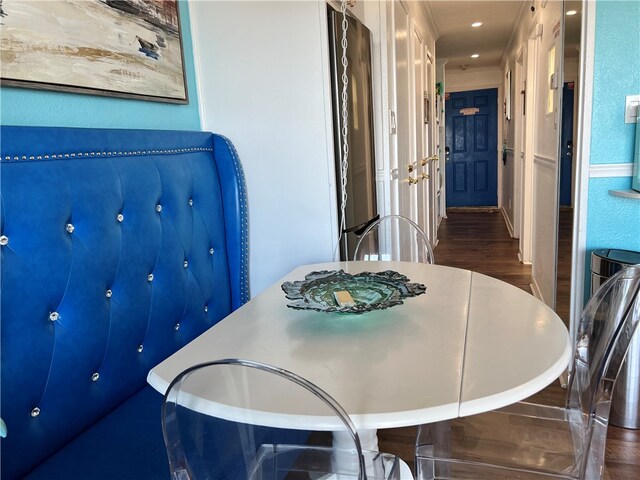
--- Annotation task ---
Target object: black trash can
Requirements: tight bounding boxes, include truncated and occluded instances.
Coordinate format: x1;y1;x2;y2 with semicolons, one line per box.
591;249;640;429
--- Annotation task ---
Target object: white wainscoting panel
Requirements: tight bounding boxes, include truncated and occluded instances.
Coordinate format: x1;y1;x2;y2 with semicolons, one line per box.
531;154;559;307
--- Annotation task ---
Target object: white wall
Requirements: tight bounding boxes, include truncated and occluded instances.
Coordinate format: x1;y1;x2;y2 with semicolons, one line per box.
500;7;533;238
445;66;502;93
191;1;337;295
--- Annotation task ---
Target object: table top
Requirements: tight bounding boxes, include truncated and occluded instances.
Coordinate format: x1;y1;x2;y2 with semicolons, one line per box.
148;261;571;430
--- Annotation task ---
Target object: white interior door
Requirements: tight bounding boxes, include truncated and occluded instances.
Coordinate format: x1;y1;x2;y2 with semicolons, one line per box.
392;1;417;224
424;47;437;245
414;26;426;235
514;48;525;239
531;2;564;307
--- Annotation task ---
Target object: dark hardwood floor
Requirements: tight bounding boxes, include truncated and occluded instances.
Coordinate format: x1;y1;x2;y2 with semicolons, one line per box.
556;207;574;328
376;211;640;479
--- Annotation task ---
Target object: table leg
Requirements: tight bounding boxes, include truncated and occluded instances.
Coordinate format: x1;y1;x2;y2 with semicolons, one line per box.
333;428;379;450
332;429;413;479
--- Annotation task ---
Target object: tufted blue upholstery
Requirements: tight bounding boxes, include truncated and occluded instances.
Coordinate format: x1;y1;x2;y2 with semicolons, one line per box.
0;126;249;479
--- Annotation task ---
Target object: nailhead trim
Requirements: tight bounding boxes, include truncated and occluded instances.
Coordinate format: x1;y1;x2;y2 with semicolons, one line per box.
2;147;213;162
219;135;250;304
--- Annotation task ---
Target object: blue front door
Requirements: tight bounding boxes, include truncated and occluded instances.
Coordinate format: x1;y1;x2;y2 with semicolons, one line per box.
445;88;498;207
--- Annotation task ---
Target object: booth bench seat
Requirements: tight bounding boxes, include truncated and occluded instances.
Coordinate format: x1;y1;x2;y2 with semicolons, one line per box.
0;127;310;479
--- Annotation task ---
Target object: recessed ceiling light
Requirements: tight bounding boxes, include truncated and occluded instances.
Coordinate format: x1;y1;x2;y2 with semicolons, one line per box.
566;10;577;16
471;54;480;58
471;22;483;27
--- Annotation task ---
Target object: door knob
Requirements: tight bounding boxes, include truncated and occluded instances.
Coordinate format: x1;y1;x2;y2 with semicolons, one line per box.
408;164;415;173
421;173;430;180
421;155;438;166
406;177;419;185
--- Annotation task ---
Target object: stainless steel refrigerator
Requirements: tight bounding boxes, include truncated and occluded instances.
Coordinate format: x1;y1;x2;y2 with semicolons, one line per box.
328;7;378;260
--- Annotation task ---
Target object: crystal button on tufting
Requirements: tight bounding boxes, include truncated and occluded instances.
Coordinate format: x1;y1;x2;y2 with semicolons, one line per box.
49;311;60;322
147;274;154;282
31;407;41;418
106;289;113;298
183;260;188;268
66;223;75;234
188;199;193;206
209;248;214;255
117;213;124;222
0;235;8;246
91;373;100;382
204;305;208;313
137;345;144;353
174;323;180;331
156;204;162;213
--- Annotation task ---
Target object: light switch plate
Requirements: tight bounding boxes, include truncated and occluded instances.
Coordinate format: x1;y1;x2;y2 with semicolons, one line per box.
625;95;640;123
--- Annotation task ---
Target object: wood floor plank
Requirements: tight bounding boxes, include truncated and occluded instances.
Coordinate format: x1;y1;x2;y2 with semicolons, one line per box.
376;211;640;479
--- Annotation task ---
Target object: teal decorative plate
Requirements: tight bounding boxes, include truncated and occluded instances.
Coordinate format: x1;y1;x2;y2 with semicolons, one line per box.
281;270;426;314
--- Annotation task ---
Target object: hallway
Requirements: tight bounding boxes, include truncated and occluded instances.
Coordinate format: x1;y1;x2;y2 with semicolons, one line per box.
376;211;639;479
435;211;531;291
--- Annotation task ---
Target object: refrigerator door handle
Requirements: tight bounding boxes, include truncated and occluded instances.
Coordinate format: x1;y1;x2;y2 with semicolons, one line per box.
345;215;380;235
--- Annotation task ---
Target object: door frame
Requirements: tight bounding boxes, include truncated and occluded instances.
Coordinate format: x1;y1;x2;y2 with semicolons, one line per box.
444;88;500;208
569;0;595;349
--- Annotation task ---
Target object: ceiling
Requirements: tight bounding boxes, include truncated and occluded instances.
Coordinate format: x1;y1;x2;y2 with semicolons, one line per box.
427;0;583;69
426;0;527;70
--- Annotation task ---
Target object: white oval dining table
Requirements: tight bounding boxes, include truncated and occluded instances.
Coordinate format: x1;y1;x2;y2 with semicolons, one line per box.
148;261;571;472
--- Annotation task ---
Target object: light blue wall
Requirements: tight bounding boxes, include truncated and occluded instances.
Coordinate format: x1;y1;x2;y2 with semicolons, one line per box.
0;1;200;130
584;0;640;294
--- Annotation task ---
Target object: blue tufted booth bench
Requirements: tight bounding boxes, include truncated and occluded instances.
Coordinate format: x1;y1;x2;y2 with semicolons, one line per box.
0;126;278;479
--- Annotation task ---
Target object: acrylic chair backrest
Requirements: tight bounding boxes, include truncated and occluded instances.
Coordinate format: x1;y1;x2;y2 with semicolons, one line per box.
566;265;640;478
162;358;368;480
353;215;435;264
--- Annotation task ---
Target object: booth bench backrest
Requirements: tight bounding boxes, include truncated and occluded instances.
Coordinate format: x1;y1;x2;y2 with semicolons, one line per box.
0;127;249;478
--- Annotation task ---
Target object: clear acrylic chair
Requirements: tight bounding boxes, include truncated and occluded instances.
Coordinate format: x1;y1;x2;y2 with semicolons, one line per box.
414;265;640;480
353;215;435;264
162;358;401;480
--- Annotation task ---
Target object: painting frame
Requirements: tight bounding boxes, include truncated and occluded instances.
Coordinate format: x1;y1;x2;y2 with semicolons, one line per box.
1;0;189;104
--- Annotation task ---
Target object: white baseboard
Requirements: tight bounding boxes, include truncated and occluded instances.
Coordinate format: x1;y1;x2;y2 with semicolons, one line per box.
518;251;532;265
530;276;544;302
499;206;515;238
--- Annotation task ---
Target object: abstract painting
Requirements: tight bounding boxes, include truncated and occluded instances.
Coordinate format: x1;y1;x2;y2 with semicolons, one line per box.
0;0;188;103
